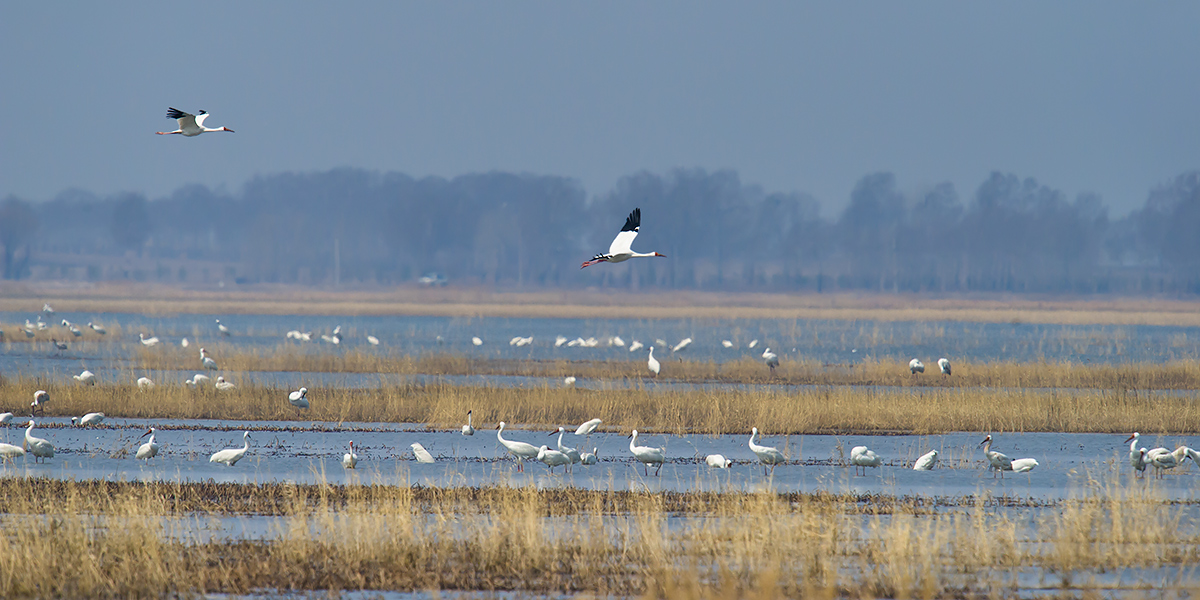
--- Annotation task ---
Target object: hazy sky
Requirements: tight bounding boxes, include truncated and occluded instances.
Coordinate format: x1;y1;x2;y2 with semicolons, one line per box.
2;2;1197;215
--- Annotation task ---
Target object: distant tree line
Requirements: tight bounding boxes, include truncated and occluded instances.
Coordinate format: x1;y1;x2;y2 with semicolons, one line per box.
3;167;1200;294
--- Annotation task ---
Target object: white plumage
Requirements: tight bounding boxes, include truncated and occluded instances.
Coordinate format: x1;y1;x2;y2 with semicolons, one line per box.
0;442;25;462
574;418;603;437
672;338;692;353
912;450;939;471
210;431;251;466
909;358;925;375
496;422;539;471
580;448;598;465
215;376;236;391
705;454;732;468
410;442;435;464
200;348;218;370
288;387;310;409
137;377;155;390
628;430;666;476
762;348;780;373
537;445;572;472
979;435;1014;478
72;412;105;426
647;346;661;376
581;208;665;268
88;322;107;335
342;441;358;468
139;333;160;347
74;370;96;385
748;427;786;475
628;340;644;352
462;410;475;436
186;373;211;389
23;420;54;462
937;358;951;376
157;107;235;136
137;428;160;460
850;445;882;475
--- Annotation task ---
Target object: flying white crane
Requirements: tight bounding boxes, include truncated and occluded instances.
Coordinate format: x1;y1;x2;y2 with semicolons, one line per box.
913;450;939;471
850;445;882;475
748;339;759;349
366;335;380;346
288;387;309;409
628;340;644;352
411;443;435;463
762;348;780;374
647;346;661;377
672;338;692;353
200;348;218;370
462;410;475;436
74;370;96;385
24;420;54;463
157;107;235;136
555;336;568;347
72;412;105;426
938;358;951;376
496;422;539;471
139;333;160;347
137;377;155;390
574;418;602;437
628;430;666;476
909;359;925;375
210;431;251;466
705;454;732;468
216;319;230;336
721;340;734;348
87;322;107;335
181;338;190;348
472;337;484;346
137;428;160;460
748;427;786;475
214;376;236;391
42;303;54;314
342;441;358;469
580;208;665;268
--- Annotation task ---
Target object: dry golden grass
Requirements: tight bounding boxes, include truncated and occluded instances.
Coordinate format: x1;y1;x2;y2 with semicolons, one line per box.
4;281;1200;325
12;377;1200;434
0;476;1198;597
134;343;1200;391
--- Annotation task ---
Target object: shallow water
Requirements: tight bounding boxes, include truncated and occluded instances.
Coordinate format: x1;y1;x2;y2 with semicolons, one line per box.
4;417;1198;503
6;311;1200;380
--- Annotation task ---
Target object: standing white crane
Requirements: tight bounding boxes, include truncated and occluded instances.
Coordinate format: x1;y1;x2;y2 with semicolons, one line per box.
1125;432;1147;478
136;428;160;460
200;348;219;370
156;107;235;136
748;427;786;476
30;390;49;416
210;431;251;466
24;420;54;463
647;346;661;377
216;319;231;337
909;359;925;375
913;449;939;471
537;445;572;473
937;358;951;376
342;441;358;469
137;377;155;390
462;410;475;436
762;348;780;374
628;430;666;476
553;427;582;471
850;445;882;475
288;387;309;409
979;435;1013;478
580;208;665;268
496;422;539;472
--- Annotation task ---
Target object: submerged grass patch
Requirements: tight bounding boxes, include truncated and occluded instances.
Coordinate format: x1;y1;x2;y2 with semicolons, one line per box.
0;477;1198;597
8;377;1200;435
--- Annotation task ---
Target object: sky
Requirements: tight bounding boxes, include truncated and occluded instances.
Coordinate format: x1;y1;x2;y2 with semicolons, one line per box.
2;2;1198;216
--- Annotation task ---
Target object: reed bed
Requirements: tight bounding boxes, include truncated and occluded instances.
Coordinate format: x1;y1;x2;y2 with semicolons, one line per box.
132;344;1200;391
0;476;1197;597
10;378;1200;435
5;282;1200;324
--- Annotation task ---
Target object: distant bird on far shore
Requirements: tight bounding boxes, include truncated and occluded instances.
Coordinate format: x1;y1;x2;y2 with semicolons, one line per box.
87;322;107;335
580;208;665;268
647;347;660;377
367;335;380;346
200;348;218;370
139;333;160;347
157;107;235;136
216;319;230;337
672;338;692;353
472;337;483;346
763;348;780;374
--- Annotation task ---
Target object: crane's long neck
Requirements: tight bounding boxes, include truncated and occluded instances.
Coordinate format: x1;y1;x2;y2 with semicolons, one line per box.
1129;437;1139;453
468;412;472;427
630;432;638;450
148;434;156;445
982;440;992;455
